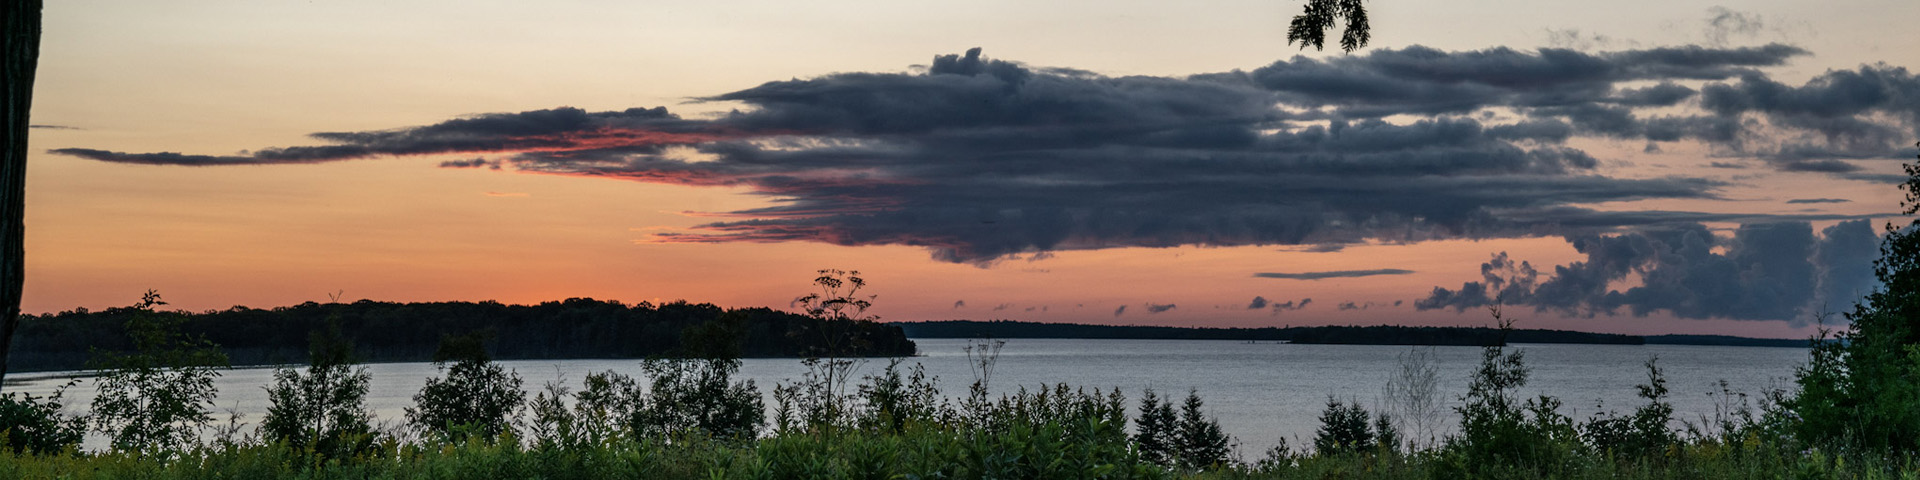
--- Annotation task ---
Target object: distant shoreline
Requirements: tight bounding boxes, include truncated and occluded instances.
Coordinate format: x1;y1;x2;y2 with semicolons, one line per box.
891;320;1815;348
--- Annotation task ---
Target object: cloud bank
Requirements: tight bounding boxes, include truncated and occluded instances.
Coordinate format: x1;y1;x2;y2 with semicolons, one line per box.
53;47;1911;269
1416;219;1881;323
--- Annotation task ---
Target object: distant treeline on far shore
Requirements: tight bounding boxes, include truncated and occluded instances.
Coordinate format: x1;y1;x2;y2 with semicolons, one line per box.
9;298;916;373
891;320;1816;348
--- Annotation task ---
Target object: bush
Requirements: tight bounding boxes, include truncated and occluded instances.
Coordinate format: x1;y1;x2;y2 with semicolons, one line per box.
259;322;374;456
1579;357;1677;459
856;359;949;433
0;383;84;454
1440;306;1580;476
632;357;764;440
407;331;525;442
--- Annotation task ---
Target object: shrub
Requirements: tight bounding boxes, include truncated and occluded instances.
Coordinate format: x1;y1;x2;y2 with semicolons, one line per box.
528;370;636;450
856;359;949;433
407;331;525;442
632;357;764;440
1579;357;1677;459
0;382;84;454
1441;305;1580;476
259;322;374;457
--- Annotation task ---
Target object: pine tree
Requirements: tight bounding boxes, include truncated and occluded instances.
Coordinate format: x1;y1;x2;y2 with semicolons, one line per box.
1132;388;1177;465
1174;389;1231;470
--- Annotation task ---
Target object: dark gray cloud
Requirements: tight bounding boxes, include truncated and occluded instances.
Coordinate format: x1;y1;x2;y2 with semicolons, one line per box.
439;158;500;169
1417;220;1880;322
50;47;1908;264
29;124;79;130
1271;298;1312;313
952;300;965;309
1113;305;1127;317
1232;43;1804;118
1247;296;1269;309
1786;198;1850;204
1254;269;1416;280
51;107;718;166
1145;303;1177;314
1337;300;1399;311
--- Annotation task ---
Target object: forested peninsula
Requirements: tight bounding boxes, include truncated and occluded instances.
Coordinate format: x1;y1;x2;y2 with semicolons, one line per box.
8;298;916;372
891;320;1812;348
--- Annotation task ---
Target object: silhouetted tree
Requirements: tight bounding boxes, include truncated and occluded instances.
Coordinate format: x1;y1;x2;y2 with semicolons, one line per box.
1791;142;1920;453
1287;0;1370;53
1133;388;1177;465
260;321;374;457
407;331;524;442
1175;389;1232;470
88;291;229;456
0;0;44;387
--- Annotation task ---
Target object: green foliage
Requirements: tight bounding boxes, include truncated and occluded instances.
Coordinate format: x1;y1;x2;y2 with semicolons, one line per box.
1790;146;1920;454
1134;388;1178;466
1286;0;1370;53
772;357;861;433
407;332;525;442
259;321;374;457
1174;390;1232;471
855;359;949;433
1440;309;1582;476
88;290;229;455
0;381;83;454
632;357;764;440
1580;357;1678;459
1311;398;1373;456
527;371;633;450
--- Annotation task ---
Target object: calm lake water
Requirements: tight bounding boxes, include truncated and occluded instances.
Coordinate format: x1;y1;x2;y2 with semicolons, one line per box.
8;339;1809;455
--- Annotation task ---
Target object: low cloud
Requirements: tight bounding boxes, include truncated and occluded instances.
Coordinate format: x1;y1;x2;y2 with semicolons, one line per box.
1247;296;1269;309
1337;300;1400;311
1255;269;1416;280
1271;298;1312;314
1145;303;1177;314
952;300;965;309
441;158;501;169
1786;198;1850;204
1417;220;1880;323
1113;305;1128;317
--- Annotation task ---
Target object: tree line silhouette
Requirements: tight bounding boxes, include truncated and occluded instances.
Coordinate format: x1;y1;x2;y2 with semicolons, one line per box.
7;297;915;372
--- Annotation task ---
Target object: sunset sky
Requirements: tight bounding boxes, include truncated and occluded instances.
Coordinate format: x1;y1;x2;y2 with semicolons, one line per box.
23;0;1920;338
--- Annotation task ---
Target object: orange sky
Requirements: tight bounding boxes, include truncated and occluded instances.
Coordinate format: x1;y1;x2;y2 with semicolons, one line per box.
21;0;1920;339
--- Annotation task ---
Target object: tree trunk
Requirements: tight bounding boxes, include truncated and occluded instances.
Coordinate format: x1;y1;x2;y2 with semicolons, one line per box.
1;0;45;387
